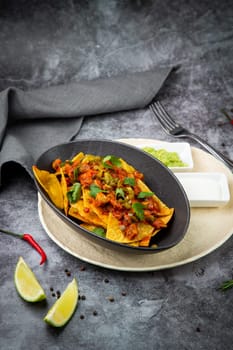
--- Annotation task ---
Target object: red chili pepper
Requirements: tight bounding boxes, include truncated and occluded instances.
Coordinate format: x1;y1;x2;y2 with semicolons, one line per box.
22;234;47;265
0;229;47;265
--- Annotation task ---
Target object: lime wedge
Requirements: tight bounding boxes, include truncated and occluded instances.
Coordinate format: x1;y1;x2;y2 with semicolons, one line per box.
14;256;46;302
44;278;78;327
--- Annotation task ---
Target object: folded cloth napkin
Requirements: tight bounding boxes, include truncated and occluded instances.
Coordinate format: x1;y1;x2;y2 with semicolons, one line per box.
0;67;172;184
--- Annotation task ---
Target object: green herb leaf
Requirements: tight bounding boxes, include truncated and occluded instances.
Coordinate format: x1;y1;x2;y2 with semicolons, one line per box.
137;191;154;199
67;182;82;203
132;202;144;220
115;188;125;199
90;184;102;198
92;227;106;237
219;280;233;291
102;155;122;169
123;177;135;186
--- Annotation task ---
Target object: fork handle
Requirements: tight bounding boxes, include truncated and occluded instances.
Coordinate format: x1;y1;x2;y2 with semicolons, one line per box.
183;133;233;170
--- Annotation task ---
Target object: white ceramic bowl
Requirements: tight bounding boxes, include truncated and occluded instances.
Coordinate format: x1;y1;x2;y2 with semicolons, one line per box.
135;141;193;172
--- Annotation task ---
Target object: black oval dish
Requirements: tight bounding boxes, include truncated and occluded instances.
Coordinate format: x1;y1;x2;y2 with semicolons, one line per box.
34;139;190;254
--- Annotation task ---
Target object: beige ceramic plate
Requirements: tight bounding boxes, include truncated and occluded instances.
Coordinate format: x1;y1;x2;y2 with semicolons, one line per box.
38;138;233;271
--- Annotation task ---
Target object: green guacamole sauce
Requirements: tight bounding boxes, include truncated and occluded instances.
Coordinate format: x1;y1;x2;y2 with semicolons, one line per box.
142;147;187;167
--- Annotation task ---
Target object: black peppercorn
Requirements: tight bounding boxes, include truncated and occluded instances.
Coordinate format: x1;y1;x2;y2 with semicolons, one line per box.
108;296;115;302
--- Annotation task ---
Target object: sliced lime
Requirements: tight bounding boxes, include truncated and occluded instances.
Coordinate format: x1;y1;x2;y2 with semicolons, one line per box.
14;256;46;302
44;278;78;327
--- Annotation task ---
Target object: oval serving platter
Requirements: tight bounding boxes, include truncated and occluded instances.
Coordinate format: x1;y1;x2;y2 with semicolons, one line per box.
34;139;190;254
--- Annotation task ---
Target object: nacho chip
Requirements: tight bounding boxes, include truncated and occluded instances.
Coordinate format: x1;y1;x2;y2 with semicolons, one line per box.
138;235;151;247
68;205;87;222
71;152;85;164
32;165;63;209
69;200;106;227
106;213;154;244
80;223;98;231
119;158;136;173
82;188;109;227
137;178;174;223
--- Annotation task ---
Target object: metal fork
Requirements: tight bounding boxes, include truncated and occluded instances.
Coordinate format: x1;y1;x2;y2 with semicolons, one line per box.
150;101;233;169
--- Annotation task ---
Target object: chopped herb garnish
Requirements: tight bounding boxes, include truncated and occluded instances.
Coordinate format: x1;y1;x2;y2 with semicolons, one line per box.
137;191;154;199
219;280;233;291
102;155;122;169
116;188;125;199
90;184;103;198
92;227;106;237
67;182;82;203
124;177;135;186
132;202;144;220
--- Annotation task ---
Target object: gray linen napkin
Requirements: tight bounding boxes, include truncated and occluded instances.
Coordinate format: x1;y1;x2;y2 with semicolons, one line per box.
0;68;172;184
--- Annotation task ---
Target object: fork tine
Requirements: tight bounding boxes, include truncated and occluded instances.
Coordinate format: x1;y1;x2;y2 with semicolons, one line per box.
149;103;170;133
150;101;179;130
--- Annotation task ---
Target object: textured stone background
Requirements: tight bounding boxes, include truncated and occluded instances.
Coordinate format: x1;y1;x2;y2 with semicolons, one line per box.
0;1;233;349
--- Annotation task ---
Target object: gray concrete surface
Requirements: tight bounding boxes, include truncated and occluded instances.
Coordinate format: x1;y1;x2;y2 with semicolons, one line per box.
0;1;233;349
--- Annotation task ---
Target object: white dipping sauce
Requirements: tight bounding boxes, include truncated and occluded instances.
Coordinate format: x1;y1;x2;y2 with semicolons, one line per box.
180;176;221;200
175;173;230;207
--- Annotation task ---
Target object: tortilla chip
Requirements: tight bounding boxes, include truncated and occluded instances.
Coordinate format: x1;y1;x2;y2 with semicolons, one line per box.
69;200;106;227
106;213;154;244
127;241;140;247
32;165;63;209
106;213;131;243
80;223;98;231
119;158;136;173
137;222;155;238
82;188;109;227
60;168;69;215
137;178;174;222
71;152;85;164
68;205;87;222
82;154;101;163
138;235;151;247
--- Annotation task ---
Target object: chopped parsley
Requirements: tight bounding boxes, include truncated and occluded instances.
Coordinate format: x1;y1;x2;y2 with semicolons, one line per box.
102;155;122;169
124;177;135;186
137;191;154;199
115;188;125;199
132;202;145;220
92;227;106;237
67;182;82;203
90;184;103;198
